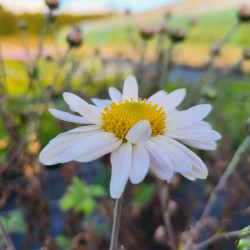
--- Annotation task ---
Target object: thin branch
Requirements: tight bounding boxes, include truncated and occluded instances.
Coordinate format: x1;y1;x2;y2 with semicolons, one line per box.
200;135;250;221
0;218;15;250
192;230;240;249
157;180;176;250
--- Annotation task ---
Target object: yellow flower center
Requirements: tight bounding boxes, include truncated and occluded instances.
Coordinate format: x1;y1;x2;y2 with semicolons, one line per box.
101;98;166;140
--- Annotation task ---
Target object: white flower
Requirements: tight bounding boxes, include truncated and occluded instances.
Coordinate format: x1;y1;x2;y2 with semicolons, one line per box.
39;75;221;198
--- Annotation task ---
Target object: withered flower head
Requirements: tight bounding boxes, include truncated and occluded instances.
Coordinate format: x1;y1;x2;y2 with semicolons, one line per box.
165;10;172;19
167;27;186;42
67;26;83;48
156;23;167;34
17;20;28;30
45;0;59;10
237;5;250;22
210;41;222;56
139;27;156;40
189;17;198;27
124;8;132;16
243;47;250;60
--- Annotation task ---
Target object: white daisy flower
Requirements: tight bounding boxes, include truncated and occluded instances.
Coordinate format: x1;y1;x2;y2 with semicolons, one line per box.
39;75;221;199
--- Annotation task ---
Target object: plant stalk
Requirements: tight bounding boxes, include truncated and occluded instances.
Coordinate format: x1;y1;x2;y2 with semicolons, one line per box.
109;195;124;250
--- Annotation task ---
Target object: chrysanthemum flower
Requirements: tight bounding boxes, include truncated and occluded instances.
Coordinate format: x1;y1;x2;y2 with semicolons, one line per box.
39;76;221;198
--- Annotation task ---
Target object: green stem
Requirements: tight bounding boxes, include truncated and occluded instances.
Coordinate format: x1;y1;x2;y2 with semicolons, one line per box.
109;195;124;250
159;41;175;88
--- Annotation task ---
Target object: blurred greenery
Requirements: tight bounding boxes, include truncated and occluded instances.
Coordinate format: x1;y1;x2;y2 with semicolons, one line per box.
133;183;156;205
0;5;115;36
237;226;250;250
59;177;106;216
1;210;26;233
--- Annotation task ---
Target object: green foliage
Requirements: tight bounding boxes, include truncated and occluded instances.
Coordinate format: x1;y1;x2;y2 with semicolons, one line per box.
133;183;156;205
1;210;26;233
59;177;106;216
56;235;71;250
237;226;250;250
0;6;115;36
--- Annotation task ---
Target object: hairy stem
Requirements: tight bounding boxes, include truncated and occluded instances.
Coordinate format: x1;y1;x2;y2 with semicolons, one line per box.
109;195;124;250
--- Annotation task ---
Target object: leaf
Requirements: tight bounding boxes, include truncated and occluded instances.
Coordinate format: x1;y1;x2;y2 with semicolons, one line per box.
79;198;96;216
89;185;106;197
133;183;156;205
59;196;75;211
237;226;250;250
56;235;71;249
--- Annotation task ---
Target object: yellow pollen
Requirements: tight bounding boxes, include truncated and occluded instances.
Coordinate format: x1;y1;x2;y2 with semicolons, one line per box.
101;99;166;140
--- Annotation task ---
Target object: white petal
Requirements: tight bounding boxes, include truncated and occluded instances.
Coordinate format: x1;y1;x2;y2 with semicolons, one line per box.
91;98;112;108
59;132;122;163
110;142;132;198
125;120;151;144
108;87;123;104
164;137;208;178
39;128;101;165
151;136;192;173
130;145;150;184
64;125;101;133
181;139;217;150
165;127;221;141
49;109;91;124
147;90;167;105
63;92;102;125
181;172;196;181
123;75;138;102
145;139;173;180
160;88;186;113
166;104;212;129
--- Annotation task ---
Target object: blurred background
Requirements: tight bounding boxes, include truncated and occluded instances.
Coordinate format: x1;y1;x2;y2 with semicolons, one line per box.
0;0;250;249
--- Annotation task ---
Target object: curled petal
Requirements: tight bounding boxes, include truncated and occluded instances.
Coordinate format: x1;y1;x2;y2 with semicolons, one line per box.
126;120;151;144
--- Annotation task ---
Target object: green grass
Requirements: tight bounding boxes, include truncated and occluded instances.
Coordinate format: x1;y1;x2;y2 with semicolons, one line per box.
85;9;250;47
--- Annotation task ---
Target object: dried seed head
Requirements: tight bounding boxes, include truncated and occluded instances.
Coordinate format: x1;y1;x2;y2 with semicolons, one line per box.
165;10;172;19
189;17;198;27
17;20;28;30
139;27;156;40
156;23;167;34
167;27;186;42
210;41;222;56
243;48;250;60
238;5;250;22
67;26;83;48
45;0;59;10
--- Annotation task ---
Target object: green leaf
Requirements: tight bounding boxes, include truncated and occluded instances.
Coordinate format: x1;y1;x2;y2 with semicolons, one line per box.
133;183;156;205
237;239;250;250
59;196;75;211
56;235;71;249
237;226;250;250
89;185;106;197
79;198;96;216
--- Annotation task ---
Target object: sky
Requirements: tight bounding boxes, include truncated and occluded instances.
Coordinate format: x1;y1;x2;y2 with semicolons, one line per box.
0;0;179;15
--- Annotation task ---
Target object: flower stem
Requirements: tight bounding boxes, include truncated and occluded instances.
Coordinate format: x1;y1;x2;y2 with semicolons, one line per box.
109;195;124;250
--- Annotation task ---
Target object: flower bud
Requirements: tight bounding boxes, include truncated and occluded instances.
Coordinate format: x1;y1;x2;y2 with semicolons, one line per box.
17;20;28;30
167;27;186;43
165;11;172;19
189;17;198;27
243;48;250;60
210;41;222;56
45;0;59;10
67;26;83;48
124;8;132;16
156;23;167;34
237;5;250;22
139;27;156;40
